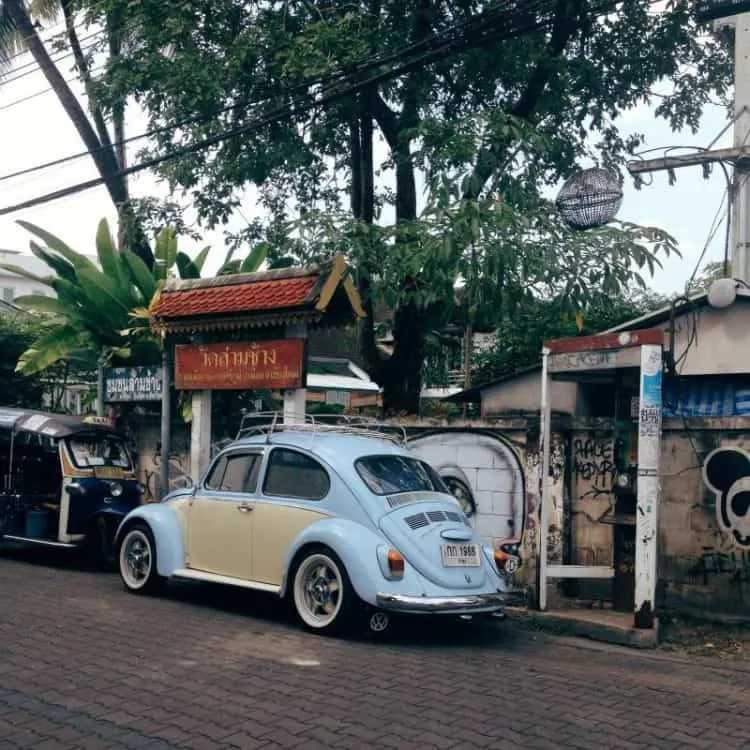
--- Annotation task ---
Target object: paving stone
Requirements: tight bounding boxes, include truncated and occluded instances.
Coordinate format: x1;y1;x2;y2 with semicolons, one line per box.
1;550;750;750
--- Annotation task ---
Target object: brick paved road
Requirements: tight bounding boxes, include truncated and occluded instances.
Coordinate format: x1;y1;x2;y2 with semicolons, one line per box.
1;548;748;750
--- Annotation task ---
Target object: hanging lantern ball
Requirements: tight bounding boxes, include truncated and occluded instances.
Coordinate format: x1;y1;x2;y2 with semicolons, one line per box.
555;167;623;230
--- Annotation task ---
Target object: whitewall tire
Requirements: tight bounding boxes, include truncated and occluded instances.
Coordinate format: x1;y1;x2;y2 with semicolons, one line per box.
119;524;164;595
292;548;356;635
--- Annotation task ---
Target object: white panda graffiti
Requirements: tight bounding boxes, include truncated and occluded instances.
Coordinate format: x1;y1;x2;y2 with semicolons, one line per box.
702;447;750;550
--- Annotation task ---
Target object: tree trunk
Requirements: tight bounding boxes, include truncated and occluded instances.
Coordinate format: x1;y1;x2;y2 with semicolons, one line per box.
106;6;130;251
6;0;154;268
350;106;383;389
381;139;423;416
6;0;124;205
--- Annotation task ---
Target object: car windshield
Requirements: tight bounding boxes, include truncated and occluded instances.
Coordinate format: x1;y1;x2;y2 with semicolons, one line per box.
355;455;449;496
67;435;132;469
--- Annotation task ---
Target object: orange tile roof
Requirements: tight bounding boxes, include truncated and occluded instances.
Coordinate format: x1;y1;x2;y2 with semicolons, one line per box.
152;274;319;319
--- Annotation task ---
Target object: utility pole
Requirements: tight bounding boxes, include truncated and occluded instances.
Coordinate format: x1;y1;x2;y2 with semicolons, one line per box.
626;6;750;286
732;13;750;283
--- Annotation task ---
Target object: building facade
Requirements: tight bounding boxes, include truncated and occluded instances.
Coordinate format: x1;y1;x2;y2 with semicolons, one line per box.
447;291;750;618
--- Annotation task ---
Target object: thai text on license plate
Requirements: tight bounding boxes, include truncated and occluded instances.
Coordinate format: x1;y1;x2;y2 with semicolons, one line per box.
441;542;481;567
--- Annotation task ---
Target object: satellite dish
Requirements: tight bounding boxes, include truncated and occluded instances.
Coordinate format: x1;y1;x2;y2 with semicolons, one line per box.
556;167;623;230
707;277;738;309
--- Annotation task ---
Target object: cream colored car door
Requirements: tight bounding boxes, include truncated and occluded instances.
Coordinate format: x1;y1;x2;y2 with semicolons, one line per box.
186;449;263;580
250;447;331;586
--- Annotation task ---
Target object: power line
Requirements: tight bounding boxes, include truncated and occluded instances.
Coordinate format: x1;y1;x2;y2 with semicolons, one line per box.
0;17;68;66
0;0;557;186
0;0;628;217
0;65;103;111
1;28;106;86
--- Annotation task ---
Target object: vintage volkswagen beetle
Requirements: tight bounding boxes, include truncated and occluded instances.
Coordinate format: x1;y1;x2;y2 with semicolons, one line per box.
114;417;513;635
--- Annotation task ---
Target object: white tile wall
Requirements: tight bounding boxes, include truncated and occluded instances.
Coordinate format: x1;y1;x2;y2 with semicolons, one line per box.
409;430;525;549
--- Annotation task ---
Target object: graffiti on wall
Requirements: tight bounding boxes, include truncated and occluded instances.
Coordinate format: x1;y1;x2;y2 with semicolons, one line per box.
702;447;750;550
687;547;750;584
408;430;526;552
524;437;566;565
572;436;616;487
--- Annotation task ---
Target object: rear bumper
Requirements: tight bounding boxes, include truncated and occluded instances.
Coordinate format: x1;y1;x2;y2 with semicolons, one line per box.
375;591;504;614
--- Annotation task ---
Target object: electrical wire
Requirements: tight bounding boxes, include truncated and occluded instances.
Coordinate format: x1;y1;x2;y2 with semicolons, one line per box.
0;28;106;86
0;65;103;111
0;0;589;188
0;0;667;217
686;188;730;288
0;17;68;65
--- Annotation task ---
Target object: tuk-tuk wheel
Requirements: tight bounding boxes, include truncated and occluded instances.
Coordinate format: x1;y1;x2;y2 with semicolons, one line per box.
118;523;164;595
85;515;115;568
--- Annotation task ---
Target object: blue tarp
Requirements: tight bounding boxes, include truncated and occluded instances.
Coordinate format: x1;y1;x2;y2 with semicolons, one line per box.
662;380;750;417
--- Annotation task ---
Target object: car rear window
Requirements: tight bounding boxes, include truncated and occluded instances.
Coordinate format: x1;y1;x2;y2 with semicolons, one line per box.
355;455;448;496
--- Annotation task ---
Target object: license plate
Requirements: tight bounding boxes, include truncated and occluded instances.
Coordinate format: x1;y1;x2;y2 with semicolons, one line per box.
441;542;481;567
93;466;126;480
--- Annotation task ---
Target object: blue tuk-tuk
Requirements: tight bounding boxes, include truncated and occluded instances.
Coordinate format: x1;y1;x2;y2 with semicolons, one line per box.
0;408;144;564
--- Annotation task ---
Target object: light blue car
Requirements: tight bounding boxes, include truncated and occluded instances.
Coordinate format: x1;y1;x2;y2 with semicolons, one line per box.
114;421;513;635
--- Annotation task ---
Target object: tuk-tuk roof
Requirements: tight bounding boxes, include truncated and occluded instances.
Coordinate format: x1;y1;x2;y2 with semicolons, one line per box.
0;408;122;439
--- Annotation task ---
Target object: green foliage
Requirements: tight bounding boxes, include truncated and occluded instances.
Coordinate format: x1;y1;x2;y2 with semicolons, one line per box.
471;289;669;387
0;218;269;378
688;260;726;294
0;311;49;407
90;0;730;411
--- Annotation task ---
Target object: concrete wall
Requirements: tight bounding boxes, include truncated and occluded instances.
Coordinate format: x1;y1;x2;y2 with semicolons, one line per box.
658;418;750;615
640;299;750;377
558;416;750;616
481;370;577;415
398;418;567;598
128;407;750;616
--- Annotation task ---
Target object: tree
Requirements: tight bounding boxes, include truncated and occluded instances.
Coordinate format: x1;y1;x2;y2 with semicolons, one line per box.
0;309;49;407
0;0;156;263
92;0;731;413
0;219;268;376
471;288;668;387
688;260;726;294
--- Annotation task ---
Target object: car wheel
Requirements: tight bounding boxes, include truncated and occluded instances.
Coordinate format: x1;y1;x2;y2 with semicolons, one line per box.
118;523;164;595
292;548;356;636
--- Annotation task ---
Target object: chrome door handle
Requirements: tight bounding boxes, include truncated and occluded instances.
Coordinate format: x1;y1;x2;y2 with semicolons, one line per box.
237;503;254;512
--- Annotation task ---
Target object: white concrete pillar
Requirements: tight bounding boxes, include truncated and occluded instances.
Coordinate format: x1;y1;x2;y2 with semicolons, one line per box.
283;323;308;424
634;344;663;629
190;390;212;485
538;348;552;611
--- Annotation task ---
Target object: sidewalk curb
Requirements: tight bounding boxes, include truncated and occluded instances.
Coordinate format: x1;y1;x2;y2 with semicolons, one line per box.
504;605;659;649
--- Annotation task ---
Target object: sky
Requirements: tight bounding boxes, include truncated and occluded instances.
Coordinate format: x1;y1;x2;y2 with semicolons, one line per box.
0;21;735;296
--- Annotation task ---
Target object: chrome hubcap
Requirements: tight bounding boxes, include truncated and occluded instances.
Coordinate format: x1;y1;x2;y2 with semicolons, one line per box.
122;531;151;588
294;554;343;628
304;563;340;613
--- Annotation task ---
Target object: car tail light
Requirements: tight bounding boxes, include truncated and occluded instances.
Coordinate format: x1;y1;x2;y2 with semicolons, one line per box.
387;549;405;578
494;549;510;572
494;549;520;574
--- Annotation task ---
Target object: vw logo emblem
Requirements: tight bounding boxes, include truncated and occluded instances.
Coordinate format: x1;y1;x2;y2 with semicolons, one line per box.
464;574;472;583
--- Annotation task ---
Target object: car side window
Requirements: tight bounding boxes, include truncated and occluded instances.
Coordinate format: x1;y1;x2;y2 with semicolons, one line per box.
262;448;330;500
204;452;262;494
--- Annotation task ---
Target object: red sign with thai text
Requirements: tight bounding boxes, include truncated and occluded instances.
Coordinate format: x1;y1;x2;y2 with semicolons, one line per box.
174;339;306;390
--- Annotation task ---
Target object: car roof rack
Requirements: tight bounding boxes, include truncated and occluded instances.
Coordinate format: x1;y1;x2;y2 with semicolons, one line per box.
235;411;407;446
